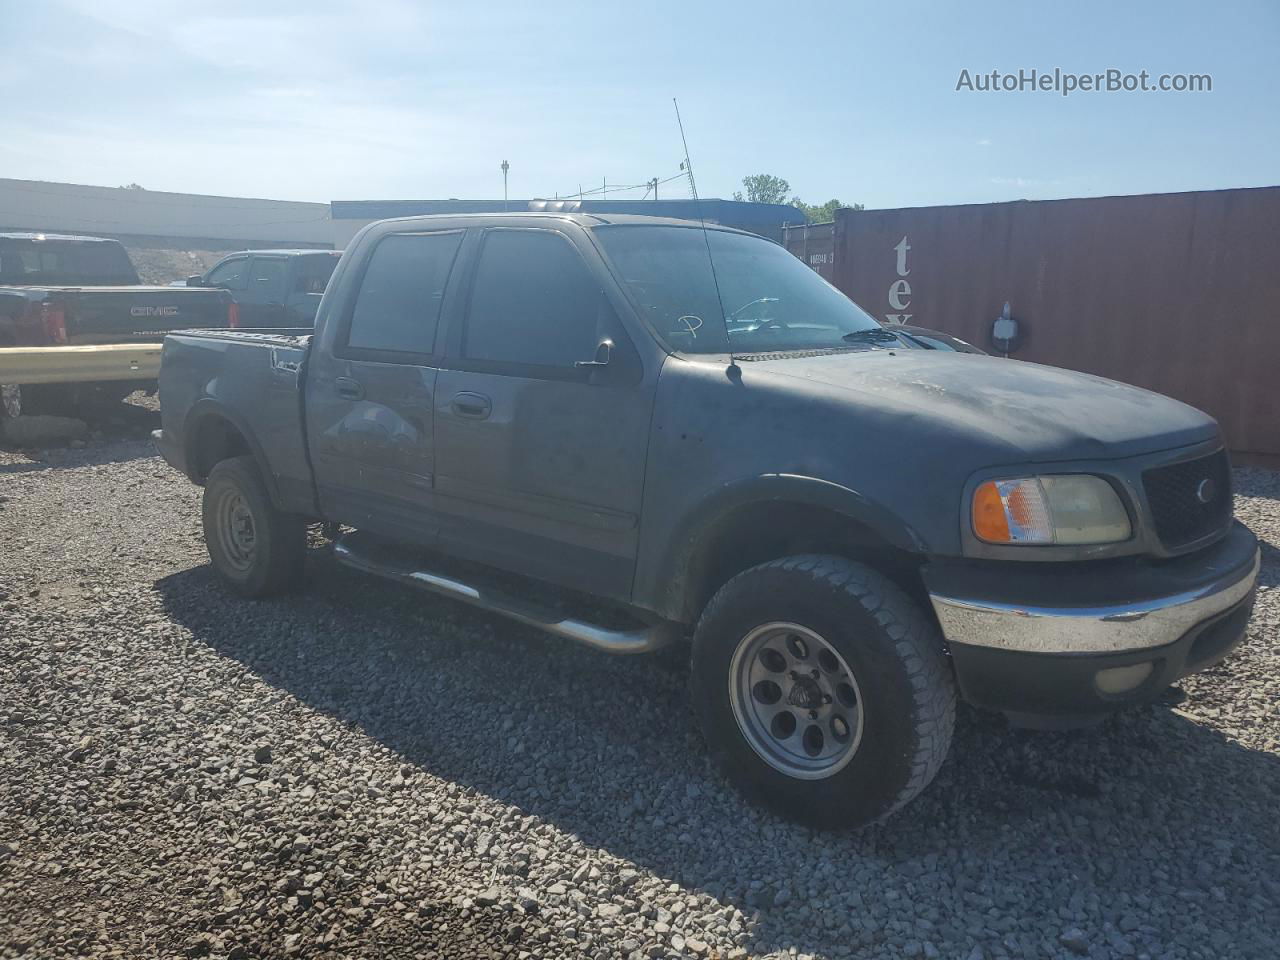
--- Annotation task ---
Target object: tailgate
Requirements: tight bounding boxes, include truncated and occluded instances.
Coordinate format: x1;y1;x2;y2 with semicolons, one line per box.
60;287;232;344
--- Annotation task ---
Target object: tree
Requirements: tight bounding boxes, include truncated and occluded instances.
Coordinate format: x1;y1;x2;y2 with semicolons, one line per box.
732;174;791;205
790;197;864;223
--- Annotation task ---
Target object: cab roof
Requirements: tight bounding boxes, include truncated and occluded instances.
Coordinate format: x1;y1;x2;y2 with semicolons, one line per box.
367;211;757;236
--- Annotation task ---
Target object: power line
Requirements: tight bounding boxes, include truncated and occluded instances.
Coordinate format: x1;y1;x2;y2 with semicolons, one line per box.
547;171;686;202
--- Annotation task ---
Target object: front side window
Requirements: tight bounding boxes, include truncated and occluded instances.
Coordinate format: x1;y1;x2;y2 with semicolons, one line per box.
206;257;247;291
594;225;881;354
249;258;287;299
464;230;601;369
345;232;462;355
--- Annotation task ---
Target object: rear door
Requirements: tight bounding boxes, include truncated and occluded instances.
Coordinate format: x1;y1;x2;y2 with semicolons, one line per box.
286;253;340;326
305;229;466;541
432;227;654;599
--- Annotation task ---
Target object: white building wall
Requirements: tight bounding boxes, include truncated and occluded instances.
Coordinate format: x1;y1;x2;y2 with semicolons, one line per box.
0;178;336;247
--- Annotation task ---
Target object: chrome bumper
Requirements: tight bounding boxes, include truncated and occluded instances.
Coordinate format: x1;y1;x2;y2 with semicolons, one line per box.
929;548;1260;654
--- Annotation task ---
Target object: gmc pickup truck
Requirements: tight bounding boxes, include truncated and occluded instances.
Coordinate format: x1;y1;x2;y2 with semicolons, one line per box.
155;213;1260;828
0;232;234;417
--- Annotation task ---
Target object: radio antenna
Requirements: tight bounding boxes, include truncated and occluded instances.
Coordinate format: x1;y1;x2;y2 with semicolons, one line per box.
673;97;739;376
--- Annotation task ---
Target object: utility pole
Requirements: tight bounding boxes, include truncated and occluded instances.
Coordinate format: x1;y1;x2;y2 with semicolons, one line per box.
650;177;659;199
500;160;509;211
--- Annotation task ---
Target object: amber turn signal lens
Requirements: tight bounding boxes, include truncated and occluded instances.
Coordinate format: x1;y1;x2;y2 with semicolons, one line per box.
972;481;1011;543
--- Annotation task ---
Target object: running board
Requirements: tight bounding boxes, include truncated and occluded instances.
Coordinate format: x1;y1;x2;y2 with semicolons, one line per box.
333;533;678;655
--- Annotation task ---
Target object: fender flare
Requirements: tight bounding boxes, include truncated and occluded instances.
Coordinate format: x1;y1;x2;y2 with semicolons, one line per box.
183;397;284;508
649;474;928;622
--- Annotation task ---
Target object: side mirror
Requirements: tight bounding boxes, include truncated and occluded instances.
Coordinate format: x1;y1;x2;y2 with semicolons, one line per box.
575;338;613;369
186;275;205;287
990;301;1021;355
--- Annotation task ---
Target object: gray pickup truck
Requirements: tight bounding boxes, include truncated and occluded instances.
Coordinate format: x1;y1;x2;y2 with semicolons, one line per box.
155;213;1260;828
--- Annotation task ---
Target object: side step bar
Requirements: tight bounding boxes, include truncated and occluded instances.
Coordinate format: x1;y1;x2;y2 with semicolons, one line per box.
333;534;679;655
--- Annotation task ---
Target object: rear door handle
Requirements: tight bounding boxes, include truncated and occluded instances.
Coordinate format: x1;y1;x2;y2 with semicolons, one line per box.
334;376;364;400
450;391;492;420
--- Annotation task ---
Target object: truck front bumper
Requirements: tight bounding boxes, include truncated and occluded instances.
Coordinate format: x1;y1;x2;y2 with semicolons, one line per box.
924;521;1260;726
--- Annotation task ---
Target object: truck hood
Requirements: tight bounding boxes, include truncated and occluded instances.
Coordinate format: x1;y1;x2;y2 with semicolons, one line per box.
748;349;1219;462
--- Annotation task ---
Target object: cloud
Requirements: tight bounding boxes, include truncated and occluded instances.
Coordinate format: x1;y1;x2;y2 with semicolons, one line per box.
976;138;991;146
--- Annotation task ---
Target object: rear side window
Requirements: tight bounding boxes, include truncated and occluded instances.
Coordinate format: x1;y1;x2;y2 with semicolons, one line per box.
0;238;138;286
295;255;339;294
206;257;247;291
464;230;600;369
345;232;462;356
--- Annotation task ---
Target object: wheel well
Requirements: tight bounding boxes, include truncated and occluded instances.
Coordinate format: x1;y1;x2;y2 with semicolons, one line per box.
682;501;927;622
188;414;251;482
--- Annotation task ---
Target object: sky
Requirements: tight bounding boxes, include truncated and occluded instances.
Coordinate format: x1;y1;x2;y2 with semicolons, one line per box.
1;0;1276;209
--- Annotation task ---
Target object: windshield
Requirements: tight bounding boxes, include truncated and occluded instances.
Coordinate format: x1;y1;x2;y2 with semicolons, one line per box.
0;238;139;286
594;224;880;354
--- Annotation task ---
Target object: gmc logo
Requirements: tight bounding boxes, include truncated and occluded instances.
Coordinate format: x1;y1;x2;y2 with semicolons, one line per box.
131;305;179;318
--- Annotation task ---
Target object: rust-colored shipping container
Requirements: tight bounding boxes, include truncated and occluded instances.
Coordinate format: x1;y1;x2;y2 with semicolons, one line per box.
782;222;836;282
826;186;1280;458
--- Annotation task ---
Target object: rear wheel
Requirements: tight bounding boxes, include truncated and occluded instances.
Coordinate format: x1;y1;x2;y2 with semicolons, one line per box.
202;455;306;597
691;554;955;829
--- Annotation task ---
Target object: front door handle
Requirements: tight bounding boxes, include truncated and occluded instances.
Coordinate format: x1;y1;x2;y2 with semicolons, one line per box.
450;391;492;420
334;376;364;400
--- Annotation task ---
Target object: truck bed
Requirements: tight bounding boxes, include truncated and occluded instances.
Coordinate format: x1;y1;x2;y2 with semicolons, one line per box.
156;328;317;515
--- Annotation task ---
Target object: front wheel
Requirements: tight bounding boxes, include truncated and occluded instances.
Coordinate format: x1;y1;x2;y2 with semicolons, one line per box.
691;555;956;829
202;455;306;597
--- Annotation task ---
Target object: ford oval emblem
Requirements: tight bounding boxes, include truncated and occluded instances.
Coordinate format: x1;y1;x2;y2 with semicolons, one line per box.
1195;478;1217;504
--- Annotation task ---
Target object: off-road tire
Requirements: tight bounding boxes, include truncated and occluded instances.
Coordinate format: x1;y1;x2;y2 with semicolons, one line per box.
691;554;955;829
202;455;306;598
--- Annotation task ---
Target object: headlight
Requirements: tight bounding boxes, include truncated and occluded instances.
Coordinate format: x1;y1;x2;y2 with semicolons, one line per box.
972;475;1131;545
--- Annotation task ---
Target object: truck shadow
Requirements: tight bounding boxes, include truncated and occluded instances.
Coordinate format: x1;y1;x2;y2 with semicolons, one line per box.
154;551;1280;959
0;437;160;473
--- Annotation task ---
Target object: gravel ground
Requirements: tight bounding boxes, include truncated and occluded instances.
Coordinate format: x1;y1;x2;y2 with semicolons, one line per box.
1;417;1278;959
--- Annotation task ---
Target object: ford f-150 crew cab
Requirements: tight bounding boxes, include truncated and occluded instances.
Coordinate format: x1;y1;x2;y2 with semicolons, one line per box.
154;213;1260;828
0;232;234;417
178;249;342;328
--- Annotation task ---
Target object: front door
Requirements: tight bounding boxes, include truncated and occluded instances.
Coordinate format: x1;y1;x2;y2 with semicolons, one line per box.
433;227;654;599
305;230;466;542
240;255;288;327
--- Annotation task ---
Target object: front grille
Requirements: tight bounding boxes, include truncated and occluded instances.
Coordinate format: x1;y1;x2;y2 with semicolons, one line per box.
1142;450;1231;550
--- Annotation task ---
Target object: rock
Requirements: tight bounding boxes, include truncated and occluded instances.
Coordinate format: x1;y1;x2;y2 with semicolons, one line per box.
1058;929;1090;955
476;887;502;907
253;745;273;764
